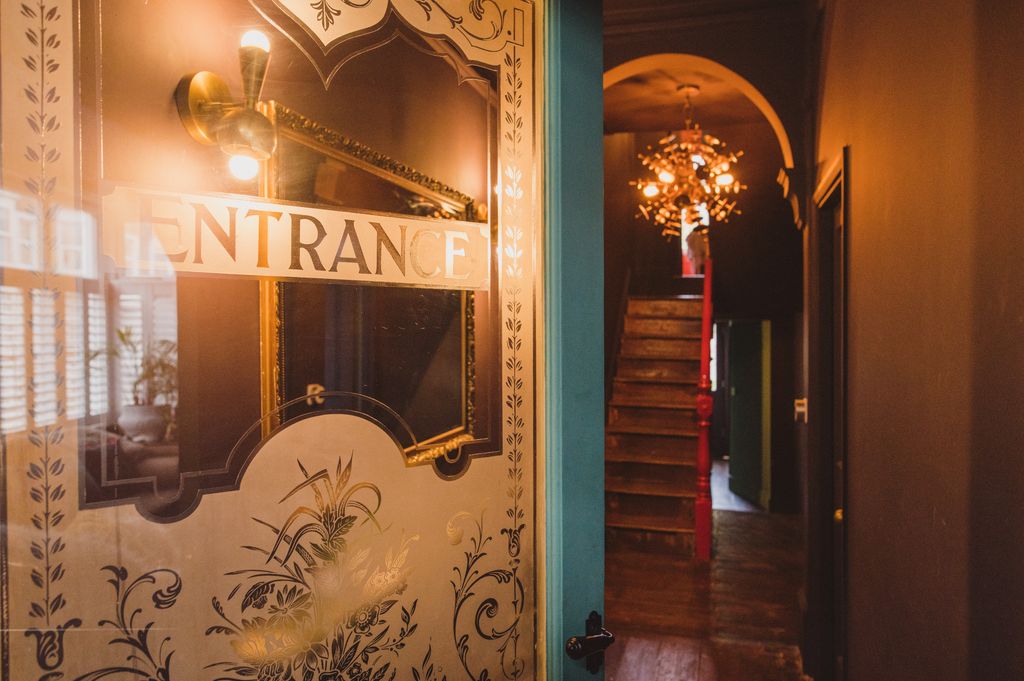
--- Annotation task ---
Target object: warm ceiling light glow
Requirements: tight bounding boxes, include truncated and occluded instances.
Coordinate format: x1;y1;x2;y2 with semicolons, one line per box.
634;85;745;238
229;154;260;180
240;30;270;52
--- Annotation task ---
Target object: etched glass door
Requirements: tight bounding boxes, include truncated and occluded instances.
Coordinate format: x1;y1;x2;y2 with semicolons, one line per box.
0;2;539;679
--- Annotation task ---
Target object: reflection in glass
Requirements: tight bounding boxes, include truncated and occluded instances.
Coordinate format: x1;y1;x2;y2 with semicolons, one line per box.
0;188;43;272
281;284;467;442
270;101;493;458
0;285;28;434
68;15;500;515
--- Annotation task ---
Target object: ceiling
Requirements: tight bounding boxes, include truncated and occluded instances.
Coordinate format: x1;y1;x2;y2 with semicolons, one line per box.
604;68;764;132
604;65;785;198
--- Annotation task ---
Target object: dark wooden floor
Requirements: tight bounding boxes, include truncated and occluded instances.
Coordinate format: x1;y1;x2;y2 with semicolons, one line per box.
605;510;807;681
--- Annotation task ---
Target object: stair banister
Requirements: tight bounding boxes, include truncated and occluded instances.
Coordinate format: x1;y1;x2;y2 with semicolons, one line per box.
695;253;714;560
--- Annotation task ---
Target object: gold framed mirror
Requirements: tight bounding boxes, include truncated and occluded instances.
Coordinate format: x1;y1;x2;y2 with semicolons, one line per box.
261;101;500;473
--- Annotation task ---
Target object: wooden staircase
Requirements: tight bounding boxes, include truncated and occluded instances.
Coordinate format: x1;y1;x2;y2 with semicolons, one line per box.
606;296;703;556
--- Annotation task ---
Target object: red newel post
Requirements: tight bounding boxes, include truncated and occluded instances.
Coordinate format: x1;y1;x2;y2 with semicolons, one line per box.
695;254;714;561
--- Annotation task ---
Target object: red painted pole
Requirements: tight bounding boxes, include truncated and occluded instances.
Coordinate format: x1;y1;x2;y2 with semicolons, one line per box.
694;254;714;561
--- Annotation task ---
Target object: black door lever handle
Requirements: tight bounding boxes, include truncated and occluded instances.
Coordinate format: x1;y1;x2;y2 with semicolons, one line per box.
565;611;615;674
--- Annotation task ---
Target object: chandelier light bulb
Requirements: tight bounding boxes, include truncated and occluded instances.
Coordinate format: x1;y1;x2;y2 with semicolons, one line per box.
240;30;271;52
634;87;745;238
228;154;260;180
696;203;711;225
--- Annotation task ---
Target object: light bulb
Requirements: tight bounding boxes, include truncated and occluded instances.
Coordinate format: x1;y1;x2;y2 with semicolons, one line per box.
715;173;735;187
229;154;260;180
691;154;706;168
696;203;710;225
240;30;270;52
642;183;660;198
657;170;676;184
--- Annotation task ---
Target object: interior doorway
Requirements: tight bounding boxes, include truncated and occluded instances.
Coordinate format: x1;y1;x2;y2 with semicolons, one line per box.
602;54;807;681
803;148;850;681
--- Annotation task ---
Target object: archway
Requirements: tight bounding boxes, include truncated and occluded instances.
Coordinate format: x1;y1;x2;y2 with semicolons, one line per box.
604;53;794;171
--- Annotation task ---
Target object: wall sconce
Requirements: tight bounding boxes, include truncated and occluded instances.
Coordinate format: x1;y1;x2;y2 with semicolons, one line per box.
175;30;276;181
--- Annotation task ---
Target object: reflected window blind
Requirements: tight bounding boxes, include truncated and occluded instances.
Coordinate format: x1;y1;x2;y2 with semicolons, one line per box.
65;292;86;420
31;289;59;426
0;286;27;433
118;293;143;406
87;292;108;416
153;295;178;343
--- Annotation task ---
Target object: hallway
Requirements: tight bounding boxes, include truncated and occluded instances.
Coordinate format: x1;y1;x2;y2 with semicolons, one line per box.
605;509;804;680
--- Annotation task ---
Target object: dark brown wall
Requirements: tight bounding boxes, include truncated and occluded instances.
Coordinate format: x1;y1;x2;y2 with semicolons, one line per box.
605;0;806;159
816;0;1024;677
970;0;1024;678
96;0;490;203
603;133;640;381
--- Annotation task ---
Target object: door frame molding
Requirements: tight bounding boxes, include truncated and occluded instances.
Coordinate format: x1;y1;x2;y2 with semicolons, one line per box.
804;145;849;680
541;1;605;678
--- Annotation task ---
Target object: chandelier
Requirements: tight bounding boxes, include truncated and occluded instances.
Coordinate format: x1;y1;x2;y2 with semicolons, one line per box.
634;84;745;238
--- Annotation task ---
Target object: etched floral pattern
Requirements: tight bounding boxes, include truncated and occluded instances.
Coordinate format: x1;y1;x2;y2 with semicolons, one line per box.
449;513;524;681
449;37;529;681
71;566;182;681
206;456;419;681
20;0;64;215
24;424;81;681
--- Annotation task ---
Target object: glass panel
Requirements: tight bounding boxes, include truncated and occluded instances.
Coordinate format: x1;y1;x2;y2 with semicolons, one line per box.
0;1;537;680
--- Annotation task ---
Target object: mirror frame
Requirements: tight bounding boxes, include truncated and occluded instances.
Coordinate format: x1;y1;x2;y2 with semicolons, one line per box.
260;101;500;475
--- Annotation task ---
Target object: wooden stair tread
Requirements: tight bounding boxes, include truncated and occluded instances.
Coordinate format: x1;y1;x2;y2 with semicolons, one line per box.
608;294;705;560
628;295;703;300
605;432;698;464
606;475;696;498
605;449;696;466
620;353;698;361
613;376;698;386
609;397;696;410
625;315;702;322
626;302;703;320
606;509;695;533
623;332;703;340
618;355;701;362
607;423;697;437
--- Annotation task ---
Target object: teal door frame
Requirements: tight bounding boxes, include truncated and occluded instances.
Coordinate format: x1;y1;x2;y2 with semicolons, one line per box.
544;1;605;679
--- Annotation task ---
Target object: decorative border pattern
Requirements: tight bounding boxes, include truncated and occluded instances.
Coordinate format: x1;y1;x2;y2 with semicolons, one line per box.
274;103;476;214
205;455;419;681
496;42;527;680
25;423;80;681
409;1;505;45
1;435;9;681
20;0;65;216
446;36;531;681
71;566;182;681
2;0;537;677
449;513;524;681
14;3;76;679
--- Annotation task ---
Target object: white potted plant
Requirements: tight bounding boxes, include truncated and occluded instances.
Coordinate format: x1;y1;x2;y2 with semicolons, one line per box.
112;328;178;445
